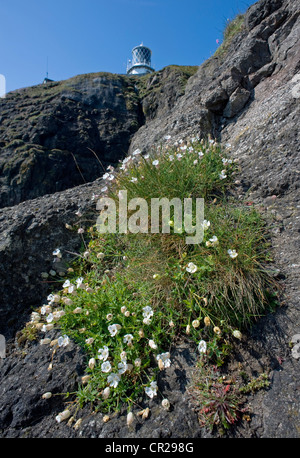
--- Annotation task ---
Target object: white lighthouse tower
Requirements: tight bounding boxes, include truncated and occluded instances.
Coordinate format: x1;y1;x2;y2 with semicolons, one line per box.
127;43;155;75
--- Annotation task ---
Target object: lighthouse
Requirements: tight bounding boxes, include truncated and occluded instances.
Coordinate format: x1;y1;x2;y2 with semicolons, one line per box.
127;44;155;75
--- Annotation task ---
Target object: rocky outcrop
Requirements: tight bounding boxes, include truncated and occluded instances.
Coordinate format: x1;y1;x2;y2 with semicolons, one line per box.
0;67;196;209
0;0;299;439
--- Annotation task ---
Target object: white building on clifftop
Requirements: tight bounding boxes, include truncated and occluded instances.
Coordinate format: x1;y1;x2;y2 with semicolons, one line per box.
127;43;155;75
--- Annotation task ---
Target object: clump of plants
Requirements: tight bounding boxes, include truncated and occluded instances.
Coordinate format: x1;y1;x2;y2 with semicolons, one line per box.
30;135;278;429
215;13;245;58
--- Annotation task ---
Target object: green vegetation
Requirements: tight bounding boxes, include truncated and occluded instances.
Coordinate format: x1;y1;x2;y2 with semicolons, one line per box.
31;136;278;429
215;14;245;58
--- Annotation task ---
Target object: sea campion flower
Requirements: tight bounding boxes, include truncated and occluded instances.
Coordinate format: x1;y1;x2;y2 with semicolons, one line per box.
58;335;70;347
118;361;128;374
156;352;171;368
98;346;109;361
101;361;112;373
232;330;242;340
145;381;158;398
108;324;121;337
198;340;207;353
143;306;153;319
107;373;121;388
186;262;197;273
130;177;138;183
206;235;219;247
202;219;210;230
219;169;227;179
52;248;62;258
149;339;157;349
228;249;238;259
152;159;159;166
123;334;134;345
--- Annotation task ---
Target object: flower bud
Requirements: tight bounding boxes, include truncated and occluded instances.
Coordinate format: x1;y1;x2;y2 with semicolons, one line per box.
161;399;170;410
127;412;134;427
102;387;110;399
204;316;211;327
55;409;71;423
89;358;96;370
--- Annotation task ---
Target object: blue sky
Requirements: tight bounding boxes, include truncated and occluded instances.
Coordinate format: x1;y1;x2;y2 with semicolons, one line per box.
1;0;256;93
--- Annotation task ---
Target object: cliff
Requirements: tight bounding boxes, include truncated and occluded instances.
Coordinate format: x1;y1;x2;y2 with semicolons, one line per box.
0;0;299;439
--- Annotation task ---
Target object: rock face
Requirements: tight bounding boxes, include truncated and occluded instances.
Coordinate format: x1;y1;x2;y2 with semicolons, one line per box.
0;0;299;439
0;67;196;209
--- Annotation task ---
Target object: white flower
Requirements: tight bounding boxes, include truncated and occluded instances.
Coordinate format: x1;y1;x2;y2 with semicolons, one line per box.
102;173;110;180
130;177;138;183
123;334;134;345
145;381;158;398
152;159;159;166
101;361;112;373
176;153;183;160
202;220;210;230
206;235;219;247
164;135;171;141
106;313;113;321
118;361;128;374
168;155;174;161
58;335;70;347
108;324;121;336
232;330;242;340
156;352;171;368
41;305;52;315
120;351;127;361
76;277;84;288
142;306;153;318
186;262;197;273
121;306;127;314
101;186;108;193
228;249;238;259
63;279;71;288
133;148;141;156
47;313;55;323
144;154;150;159
52;248;62;258
98;346;109;361
78;228;84;234
198;340;207;354
193;159;198;165
219;169;227;179
107;373;121;388
149;339;157;349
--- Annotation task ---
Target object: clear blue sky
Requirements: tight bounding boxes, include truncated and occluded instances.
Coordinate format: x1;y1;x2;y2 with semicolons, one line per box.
0;0;256;93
